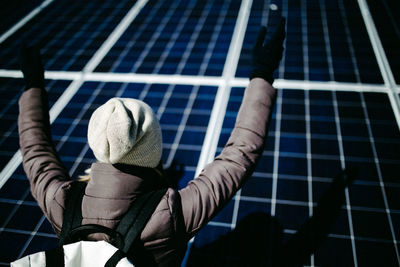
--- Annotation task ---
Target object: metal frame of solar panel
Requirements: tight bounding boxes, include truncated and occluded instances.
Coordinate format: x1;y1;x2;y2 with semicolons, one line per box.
0;0;399;266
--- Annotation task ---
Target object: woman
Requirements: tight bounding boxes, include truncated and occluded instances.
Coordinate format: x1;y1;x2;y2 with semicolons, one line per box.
18;19;285;266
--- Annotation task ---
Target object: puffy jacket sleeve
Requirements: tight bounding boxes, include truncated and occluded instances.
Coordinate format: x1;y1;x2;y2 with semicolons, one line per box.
18;87;71;233
179;78;276;237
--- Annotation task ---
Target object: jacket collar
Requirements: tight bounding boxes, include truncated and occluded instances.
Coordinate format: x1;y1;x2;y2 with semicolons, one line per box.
86;163;163;199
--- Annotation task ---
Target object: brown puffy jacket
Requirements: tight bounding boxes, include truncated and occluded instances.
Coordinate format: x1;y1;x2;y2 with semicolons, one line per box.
18;78;276;266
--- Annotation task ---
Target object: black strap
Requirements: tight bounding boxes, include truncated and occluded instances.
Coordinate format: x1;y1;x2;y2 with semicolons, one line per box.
59;180;166;267
121;189;166;253
59;181;87;245
104;188;167;266
45;246;64;267
67;224;125;248
105;250;126;267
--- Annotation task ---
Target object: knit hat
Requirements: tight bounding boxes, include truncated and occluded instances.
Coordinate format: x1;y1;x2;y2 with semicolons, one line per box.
88;98;162;168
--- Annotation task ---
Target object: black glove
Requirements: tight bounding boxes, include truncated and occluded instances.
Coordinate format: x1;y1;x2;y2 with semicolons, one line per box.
250;18;286;84
19;44;45;91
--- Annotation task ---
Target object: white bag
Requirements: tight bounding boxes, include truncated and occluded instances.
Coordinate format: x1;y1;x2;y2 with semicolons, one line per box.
11;240;134;267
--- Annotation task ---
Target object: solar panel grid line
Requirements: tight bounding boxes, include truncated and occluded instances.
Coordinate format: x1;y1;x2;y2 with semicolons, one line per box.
0;70;22;79
0;122;18;146
175;0;215;75
207;221;232;228
357;0;400;130
0;80;62;147
17;4;81;66
0;77;72;188
359;93;400;263
331;91;359;267
338;0;362;84
165;85;200;166
281;229;397;245
230;188;241;229
380;0;400;39
83;0;149;73
270;89;283;217
152;1;195;74
155;84;175;119
129;0;181;73
319;0;335;82
0;0;149;189
0;198;36;206
195;0;252;177
299;7;315;261
231;78;388;92
0;228;56;239
67;143;91;178
357;0;396;88
16;215;46;259
163;143;202;151
48;2;125;71
301;0;310;81
223;0;256;228
1;0;399;265
182;1;252;265
94;0;164;73
278;0;289;79
0;68;393;92
305;91;313;218
0;0;54;44
42;4;106;69
0;80;84;189
238;183;400;214
0;188;30;238
197;0;231;76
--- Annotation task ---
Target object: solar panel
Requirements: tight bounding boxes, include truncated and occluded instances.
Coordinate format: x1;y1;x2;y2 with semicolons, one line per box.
0;0;42;37
235;0;384;84
0;81;216;263
0;78;70;170
0;0;137;71
0;0;399;266
366;0;400;84
94;0;241;76
187;87;400;266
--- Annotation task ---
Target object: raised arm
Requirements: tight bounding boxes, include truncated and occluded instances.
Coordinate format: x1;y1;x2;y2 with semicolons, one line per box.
18;45;71;232
179;18;286;237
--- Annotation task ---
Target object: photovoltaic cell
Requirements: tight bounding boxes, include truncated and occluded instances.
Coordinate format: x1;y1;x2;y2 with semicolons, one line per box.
236;0;384;84
0;0;136;71
187;87;400;266
0;81;216;263
0;0;42;36
1;0;400;266
94;0;240;76
366;0;400;84
0;78;70;170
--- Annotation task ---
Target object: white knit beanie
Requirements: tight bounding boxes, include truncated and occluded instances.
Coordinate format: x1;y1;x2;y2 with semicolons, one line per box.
88;98;162;168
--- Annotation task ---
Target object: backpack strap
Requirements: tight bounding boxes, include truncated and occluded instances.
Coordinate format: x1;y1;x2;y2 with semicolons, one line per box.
45;246;64;266
105;188;168;266
59;181;87;245
119;188;167;253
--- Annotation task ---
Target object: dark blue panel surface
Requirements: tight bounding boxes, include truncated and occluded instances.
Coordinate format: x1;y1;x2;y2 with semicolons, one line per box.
0;78;70;170
235;0;383;84
188;88;400;266
367;0;400;84
0;0;42;36
0;82;217;264
95;0;240;76
1;0;399;266
0;0;136;71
